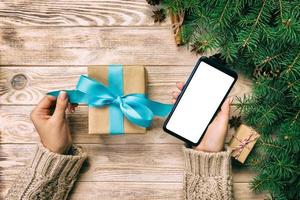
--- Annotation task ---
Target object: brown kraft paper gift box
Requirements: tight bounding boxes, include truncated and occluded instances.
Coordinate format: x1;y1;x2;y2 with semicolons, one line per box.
229;124;260;163
88;65;146;134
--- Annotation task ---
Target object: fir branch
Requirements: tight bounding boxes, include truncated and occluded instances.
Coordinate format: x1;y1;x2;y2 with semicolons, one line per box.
251;174;274;192
218;0;229;24
278;0;283;23
292;109;300;125
287;79;299;89
285;52;300;75
291;3;300;14
232;94;254;113
255;52;286;68
242;0;266;48
259;138;286;151
255;80;285;96
258;102;279;126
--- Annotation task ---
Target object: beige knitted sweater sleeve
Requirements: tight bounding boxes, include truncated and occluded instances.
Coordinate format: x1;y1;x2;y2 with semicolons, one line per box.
5;144;87;200
183;148;233;200
5;144;232;200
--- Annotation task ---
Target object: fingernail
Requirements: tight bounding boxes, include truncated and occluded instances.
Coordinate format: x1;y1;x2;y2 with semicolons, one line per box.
59;91;67;100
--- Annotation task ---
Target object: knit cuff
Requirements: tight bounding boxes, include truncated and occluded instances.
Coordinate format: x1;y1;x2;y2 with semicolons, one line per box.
30;144;87;180
183;147;231;177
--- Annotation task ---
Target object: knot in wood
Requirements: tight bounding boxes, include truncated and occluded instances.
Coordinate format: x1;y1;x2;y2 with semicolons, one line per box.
11;74;27;90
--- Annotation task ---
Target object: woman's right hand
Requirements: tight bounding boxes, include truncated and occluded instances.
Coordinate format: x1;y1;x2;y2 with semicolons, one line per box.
30;91;78;154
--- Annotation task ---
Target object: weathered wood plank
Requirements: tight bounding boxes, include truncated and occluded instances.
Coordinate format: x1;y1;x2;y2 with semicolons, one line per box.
70;182;267;200
0;0;167;27
0;66;252;105
0;105;181;144
0;181;267;200
0;144;256;183
0;27;198;65
0;105;243;144
0;144;183;182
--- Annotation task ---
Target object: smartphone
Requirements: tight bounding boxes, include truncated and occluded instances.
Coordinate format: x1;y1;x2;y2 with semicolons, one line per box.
163;57;238;146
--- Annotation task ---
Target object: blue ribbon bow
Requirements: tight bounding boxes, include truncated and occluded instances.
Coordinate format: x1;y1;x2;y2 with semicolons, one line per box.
48;65;173;134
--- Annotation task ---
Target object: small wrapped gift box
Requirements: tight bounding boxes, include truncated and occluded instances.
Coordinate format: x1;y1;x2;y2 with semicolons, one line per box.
47;65;172;135
88;65;146;134
229;124;260;163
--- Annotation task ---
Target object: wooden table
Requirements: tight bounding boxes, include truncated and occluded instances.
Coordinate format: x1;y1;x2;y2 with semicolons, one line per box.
0;0;266;199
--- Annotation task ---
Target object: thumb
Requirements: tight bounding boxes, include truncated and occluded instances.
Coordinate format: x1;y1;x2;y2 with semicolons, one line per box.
220;97;232;117
53;91;68;119
214;97;232;123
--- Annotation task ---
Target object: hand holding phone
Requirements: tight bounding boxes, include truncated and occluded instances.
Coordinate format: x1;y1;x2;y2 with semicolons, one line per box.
164;57;237;146
173;82;233;152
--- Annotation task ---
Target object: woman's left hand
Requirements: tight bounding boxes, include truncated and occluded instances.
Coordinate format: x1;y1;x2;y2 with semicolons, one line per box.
172;82;233;152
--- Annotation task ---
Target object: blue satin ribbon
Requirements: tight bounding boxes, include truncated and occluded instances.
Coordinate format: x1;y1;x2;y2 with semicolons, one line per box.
48;65;173;134
108;64;124;134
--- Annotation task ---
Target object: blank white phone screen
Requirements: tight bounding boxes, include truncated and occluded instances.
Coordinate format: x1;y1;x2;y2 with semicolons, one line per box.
166;61;235;143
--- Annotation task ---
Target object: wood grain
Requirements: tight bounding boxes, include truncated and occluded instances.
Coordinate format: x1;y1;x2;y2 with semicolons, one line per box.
0;0;168;27
0;144;256;183
0;106;182;144
0;66;252;105
0;105;185;145
0;27;199;65
0;181;267;200
0;105;244;144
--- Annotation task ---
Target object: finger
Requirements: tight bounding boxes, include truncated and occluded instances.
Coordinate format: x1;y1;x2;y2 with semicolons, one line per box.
69;103;78;113
53;91;69;118
67;103;72;113
72;103;78;107
30;95;56;119
176;82;185;91
172;98;176;104
221;97;231;115
229;96;234;104
31;95;57;120
67;103;77;113
172;91;180;99
35;95;57;110
215;97;232;122
221;97;232;117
